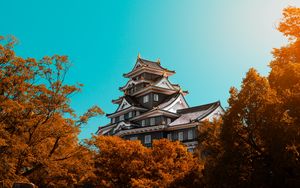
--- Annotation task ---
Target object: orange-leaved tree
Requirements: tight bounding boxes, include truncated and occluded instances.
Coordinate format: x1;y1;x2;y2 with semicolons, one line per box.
196;7;300;188
89;136;202;188
0;36;103;187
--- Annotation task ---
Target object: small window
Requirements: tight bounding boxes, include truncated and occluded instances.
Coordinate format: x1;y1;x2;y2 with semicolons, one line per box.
142;120;145;126
150;117;155;125
154;94;159;101
136;111;140;116
167;133;172;140
167;118;171;124
188;129;193;140
128;111;132;118
130;136;137;141
145;135;151;144
143;95;149;103
188;148;194;152
178;132;183;141
120;115;124;121
111;118;115;124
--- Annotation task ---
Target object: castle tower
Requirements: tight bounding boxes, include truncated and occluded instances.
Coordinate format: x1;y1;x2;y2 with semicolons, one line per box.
97;54;224;151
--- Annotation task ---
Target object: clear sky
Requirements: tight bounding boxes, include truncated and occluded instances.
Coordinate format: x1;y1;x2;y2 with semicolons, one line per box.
2;0;300;139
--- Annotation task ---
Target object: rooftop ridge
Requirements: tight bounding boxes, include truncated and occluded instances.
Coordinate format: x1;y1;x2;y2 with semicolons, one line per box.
139;57;174;72
123;56;175;78
177;101;220;114
139;57;159;64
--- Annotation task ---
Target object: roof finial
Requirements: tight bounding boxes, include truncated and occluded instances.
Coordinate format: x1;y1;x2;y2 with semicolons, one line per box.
157;58;160;64
137;52;141;59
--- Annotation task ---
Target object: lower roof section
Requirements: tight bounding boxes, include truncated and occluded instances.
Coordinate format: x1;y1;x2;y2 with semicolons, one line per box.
97;100;224;137
115;124;167;136
169;101;224;126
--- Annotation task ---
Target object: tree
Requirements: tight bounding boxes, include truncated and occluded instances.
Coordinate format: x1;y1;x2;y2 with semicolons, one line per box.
0;36;103;187
196;7;300;188
269;7;300;123
89;136;201;188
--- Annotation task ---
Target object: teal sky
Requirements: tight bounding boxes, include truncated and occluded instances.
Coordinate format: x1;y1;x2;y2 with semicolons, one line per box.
2;0;300;139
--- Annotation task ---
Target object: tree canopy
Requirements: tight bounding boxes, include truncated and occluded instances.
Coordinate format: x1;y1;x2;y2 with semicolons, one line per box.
0;36;103;187
88;136;202;188
196;6;300;188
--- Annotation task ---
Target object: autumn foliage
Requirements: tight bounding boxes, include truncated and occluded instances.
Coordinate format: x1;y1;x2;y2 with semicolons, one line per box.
88;136;201;188
196;7;300;188
0;37;103;187
1;6;300;188
0;35;201;188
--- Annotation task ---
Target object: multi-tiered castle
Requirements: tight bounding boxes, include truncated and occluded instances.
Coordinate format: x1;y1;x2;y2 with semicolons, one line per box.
97;54;224;151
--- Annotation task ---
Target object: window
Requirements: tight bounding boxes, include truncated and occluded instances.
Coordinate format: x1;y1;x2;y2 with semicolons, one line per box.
167;118;171;124
143;95;149;103
154;94;159;101
188;148;194;152
150;117;155;125
178;132;183;141
142;120;145;126
167;133;172;140
136;111;140;116
111;118;115;124
120;115;124;121
130;136;137;141
188;129;193;140
128;111;132;118
145;135;151;144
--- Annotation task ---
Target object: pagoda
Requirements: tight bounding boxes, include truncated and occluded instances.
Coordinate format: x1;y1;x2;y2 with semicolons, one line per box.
97;54;224;151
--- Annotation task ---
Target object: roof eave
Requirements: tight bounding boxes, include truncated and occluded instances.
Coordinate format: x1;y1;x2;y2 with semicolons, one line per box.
112;97;123;104
132;86;178;97
196;102;222;121
106;106;148;118
166;122;199;130
124;67;175;78
130;109;179;121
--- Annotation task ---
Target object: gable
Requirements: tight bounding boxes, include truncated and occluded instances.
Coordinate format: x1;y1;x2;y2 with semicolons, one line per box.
163;94;189;113
155;77;175;90
133;60;143;70
203;106;225;122
113;122;131;133
116;98;131;112
121;80;136;90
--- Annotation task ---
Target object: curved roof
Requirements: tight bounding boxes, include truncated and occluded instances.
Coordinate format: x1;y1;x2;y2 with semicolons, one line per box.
169;101;222;126
119;79;151;91
123;57;175;77
107;96;147;117
157;93;181;109
138;58;173;72
159;93;189;112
